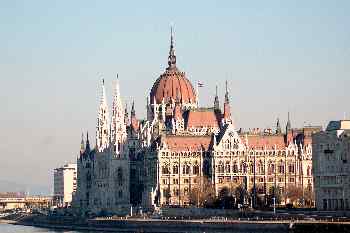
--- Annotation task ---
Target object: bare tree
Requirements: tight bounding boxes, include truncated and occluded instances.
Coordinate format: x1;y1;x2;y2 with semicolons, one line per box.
189;176;215;207
286;185;303;205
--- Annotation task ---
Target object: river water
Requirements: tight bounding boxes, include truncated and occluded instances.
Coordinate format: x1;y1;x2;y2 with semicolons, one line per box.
0;224;80;233
0;223;288;233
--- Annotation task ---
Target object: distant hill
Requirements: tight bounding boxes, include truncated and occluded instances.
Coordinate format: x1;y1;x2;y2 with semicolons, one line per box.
0;180;50;196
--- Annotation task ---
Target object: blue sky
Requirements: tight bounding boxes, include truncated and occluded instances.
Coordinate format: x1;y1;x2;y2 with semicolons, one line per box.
0;1;349;194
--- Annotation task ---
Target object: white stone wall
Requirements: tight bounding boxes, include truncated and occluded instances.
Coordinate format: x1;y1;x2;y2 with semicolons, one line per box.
53;163;77;206
313;122;350;211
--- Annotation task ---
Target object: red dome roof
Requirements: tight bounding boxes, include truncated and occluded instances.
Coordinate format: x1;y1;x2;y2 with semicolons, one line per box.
150;67;196;105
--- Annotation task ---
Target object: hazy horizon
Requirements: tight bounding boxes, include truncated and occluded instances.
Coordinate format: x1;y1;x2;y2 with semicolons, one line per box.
0;1;349;195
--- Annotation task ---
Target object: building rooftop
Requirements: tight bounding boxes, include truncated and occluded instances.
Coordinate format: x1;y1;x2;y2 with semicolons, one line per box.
326;120;350;131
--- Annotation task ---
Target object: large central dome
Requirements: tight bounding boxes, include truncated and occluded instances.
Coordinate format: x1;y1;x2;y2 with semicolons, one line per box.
150;29;197;105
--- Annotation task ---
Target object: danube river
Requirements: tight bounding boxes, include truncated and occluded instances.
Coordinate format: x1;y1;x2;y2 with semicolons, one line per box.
0;224;80;233
0;223;290;233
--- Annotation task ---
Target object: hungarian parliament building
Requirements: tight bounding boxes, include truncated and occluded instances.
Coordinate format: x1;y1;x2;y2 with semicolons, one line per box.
73;31;320;216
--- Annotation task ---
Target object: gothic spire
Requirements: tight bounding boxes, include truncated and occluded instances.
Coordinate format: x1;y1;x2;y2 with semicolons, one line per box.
111;74;126;155
286;112;291;132
276;118;282;134
214;85;220;110
85;131;90;152
167;26;177;69
223;80;232;123
131;100;136;117
80;132;85;153
124;103;129;125
224;80;229;103
96;78;110;152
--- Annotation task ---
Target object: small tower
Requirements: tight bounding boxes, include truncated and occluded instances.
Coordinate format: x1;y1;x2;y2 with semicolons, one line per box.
223;80;232;124
110;75;127;156
276;118;282;134
96;78;110;152
85;131;91;153
167;26;176;70
214;85;220;110
80;132;85;154
286;112;291;133
130;101;139;133
174;89;182;120
124;103;129;125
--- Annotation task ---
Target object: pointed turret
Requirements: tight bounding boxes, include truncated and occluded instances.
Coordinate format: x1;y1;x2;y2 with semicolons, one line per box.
124;103;129;125
286;112;291;132
214;85;220;110
80;132;85;154
130;101;139;132
174;89;182;120
276;118;282;134
223;80;231;121
111;75;127;155
85;131;91;153
167;26;177;70
96;78;110;152
131;101;136;117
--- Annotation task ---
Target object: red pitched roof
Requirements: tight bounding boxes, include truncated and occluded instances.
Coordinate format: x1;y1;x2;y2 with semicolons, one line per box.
242;134;286;150
186;110;220;128
163;135;212;152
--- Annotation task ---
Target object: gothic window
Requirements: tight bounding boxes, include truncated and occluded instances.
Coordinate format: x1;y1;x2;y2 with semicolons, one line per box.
225;161;231;173
162;165;170;174
258;161;264;175
173;165;179;174
278;162;284;174
217;161;224;173
173;188;179;196
241;161;247;173
232;162;238;173
184;187;189;195
117;167;123;186
193;165;199;175
249;163;254;174
288;164;295;173
182;164;190;174
268;162;275;175
307;166;311;176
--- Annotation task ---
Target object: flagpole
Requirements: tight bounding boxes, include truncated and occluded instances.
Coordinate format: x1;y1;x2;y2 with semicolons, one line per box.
196;80;199;107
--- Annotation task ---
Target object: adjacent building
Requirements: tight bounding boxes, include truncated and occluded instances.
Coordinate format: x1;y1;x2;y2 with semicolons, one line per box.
53;163;77;207
313;120;350;210
74;30;319;216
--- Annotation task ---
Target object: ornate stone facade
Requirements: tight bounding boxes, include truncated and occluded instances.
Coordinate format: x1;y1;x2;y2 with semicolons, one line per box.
313;120;350;210
74;30;320;215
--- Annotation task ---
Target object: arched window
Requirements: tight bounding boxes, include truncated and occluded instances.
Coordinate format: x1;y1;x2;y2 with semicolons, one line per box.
241;161;247;173
268;162;275;175
250;162;254;174
162;165;170;174
232;161;238;173
225;161;231;173
258;160;264;175
183;164;190;174
193;164;199;175
288;164;295;173
278;161;284;174
218;161;224;173
307;166;311;176
173;165;179;174
117;167;123;186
